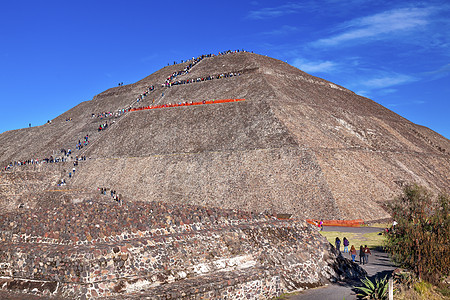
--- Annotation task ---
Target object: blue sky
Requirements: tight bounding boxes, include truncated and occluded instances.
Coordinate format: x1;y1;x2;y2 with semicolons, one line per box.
1;0;449;138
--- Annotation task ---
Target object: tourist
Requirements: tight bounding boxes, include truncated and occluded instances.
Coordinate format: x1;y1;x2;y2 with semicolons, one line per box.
335;237;341;252
392;220;398;232
334;237;341;252
343;237;349;253
349;245;357;262
363;245;371;264
319;220;324;231
359;245;365;264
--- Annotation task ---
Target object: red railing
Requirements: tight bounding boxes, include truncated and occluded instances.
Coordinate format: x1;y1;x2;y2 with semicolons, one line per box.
307;219;365;227
128;98;246;112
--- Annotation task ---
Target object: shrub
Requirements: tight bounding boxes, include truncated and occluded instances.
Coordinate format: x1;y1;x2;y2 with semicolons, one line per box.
384;184;449;286
355;276;389;299
413;280;432;295
437;286;450;297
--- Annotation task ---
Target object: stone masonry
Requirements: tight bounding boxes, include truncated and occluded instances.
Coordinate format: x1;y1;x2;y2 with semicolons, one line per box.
0;198;364;299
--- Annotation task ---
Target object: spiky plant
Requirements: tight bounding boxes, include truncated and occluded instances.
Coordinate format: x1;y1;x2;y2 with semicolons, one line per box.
355;276;389;299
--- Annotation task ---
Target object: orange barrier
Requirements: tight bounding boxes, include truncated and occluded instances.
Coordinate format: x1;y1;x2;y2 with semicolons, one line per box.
306;219;365;227
129;98;245;112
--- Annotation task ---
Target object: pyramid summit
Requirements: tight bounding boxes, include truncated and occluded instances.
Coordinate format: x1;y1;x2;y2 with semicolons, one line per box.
1;50;449;221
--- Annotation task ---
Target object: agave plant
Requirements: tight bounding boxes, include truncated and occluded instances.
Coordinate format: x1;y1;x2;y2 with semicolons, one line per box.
355;275;389;299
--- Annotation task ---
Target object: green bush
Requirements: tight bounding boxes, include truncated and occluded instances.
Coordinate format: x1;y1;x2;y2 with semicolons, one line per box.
437;286;450;297
384;184;449;286
413;280;432;295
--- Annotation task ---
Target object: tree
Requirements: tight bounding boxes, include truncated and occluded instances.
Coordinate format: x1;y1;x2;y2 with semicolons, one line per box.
385;184;449;286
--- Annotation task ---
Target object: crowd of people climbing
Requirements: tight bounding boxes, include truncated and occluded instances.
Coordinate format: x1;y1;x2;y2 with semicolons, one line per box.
163;49;247;87
98;121;109;132
163;72;242;88
75;135;90;150
3;135;88;174
4;153;87;171
92;109;127;119
99;187;122;205
90;49;249;121
91;85;156;121
136;85;155;102
5;49;250;203
168;49;249;67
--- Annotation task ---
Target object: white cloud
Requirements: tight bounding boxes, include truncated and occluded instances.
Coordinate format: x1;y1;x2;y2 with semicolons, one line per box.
355;90;369;97
313;7;433;46
247;3;303;20
387;100;426;108
343;72;417;98
423;63;450;79
377;88;398;96
262;25;298;36
362;73;415;89
292;58;338;73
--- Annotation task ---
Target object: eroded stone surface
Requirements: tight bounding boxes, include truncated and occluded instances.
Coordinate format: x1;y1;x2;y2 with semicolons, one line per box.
0;199;364;299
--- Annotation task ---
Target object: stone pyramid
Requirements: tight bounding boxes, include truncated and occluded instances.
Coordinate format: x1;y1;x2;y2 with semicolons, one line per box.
1;51;449;221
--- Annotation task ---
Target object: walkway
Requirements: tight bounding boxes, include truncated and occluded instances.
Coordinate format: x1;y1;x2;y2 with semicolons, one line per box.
288;226;397;300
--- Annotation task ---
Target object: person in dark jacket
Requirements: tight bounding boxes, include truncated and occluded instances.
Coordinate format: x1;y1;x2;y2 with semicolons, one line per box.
335;237;341;252
359;245;365;264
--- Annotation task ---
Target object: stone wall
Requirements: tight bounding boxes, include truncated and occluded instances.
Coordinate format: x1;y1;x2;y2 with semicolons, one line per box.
0;199;364;299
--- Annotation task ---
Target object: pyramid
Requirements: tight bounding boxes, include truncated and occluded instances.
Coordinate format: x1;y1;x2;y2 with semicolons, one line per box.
1;51;449;221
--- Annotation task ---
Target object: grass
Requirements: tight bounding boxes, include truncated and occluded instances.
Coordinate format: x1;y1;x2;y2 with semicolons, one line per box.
320;230;385;249
364;222;390;229
438;287;450;298
394;280;450;300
